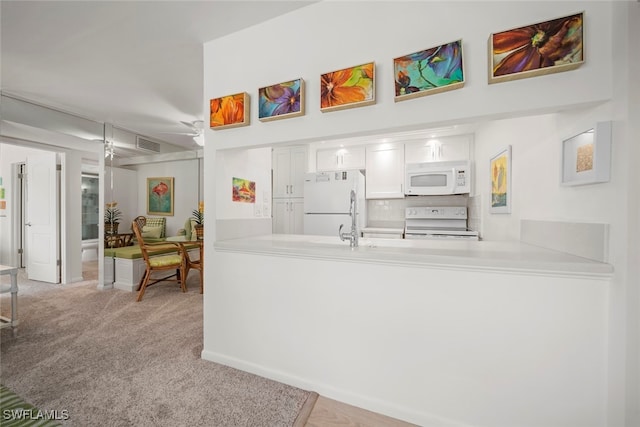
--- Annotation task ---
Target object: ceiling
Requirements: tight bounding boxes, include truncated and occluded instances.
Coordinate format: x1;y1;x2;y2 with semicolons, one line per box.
1;1;316;153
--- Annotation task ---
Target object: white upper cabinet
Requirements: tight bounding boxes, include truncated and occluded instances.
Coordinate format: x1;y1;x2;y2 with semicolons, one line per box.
316;145;365;171
365;143;405;199
404;134;472;163
272;146;307;198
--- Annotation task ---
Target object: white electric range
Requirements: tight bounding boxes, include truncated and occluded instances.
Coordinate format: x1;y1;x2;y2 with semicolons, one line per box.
404;206;479;240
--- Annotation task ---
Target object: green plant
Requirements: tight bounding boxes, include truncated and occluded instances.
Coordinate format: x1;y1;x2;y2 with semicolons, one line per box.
191;208;204;225
105;202;123;223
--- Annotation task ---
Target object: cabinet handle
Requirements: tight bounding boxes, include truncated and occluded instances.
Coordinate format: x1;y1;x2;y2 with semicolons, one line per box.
290;185;294;194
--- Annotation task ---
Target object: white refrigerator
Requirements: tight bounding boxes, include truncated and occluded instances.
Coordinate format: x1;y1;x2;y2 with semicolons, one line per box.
303;170;366;236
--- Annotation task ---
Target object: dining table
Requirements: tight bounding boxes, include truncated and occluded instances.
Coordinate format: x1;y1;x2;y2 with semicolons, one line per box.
165;236;204;293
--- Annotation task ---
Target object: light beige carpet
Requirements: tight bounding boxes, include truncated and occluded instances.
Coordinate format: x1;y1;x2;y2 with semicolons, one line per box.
0;279;312;426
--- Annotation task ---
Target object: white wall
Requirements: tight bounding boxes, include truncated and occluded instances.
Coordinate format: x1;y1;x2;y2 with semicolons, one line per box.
104;166;138;233
132;159;201;236
215;147;271;220
203;1;612;151
475;105;617;242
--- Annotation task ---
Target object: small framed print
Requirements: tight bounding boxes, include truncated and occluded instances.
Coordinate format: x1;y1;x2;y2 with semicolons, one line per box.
394;39;464;102
490;146;512;214
489;12;584;84
210;92;250;130
320;62;375;112
561;121;612;186
147;177;174;216
258;78;304;122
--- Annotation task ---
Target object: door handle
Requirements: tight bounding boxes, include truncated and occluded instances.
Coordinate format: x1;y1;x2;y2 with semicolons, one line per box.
25;222;32;227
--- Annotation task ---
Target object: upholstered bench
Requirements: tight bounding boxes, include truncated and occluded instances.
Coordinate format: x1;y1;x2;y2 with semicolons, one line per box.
104;244;200;292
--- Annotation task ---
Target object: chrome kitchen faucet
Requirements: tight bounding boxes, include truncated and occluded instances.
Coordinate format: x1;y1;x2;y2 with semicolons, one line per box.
339;189;359;249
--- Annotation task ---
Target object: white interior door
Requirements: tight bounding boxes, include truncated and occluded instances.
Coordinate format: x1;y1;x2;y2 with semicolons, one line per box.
26;151;60;283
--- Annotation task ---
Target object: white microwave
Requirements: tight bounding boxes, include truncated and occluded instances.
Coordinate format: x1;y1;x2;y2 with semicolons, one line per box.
405;160;471;195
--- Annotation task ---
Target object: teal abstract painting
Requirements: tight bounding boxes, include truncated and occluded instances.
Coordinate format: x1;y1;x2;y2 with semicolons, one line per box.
394;40;464;102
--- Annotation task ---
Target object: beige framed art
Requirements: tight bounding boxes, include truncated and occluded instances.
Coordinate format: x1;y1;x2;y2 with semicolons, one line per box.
320;62;375;112
489;12;584;84
561;121;611;186
210;92;250;130
258;78;304;122
394;39;464;102
147;177;174;216
490;146;511;214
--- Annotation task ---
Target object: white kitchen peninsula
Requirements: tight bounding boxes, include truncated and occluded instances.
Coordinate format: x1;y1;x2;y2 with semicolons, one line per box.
204;234;612;427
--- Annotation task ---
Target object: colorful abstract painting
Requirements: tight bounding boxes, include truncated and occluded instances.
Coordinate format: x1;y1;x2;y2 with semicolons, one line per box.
320;62;375;112
489;12;584;84
490;147;511;213
232;177;255;203
147;177;174;216
259;78;305;122
394;40;464;102
210;92;250;130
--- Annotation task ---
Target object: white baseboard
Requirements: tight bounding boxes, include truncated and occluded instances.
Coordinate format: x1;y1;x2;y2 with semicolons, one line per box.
200;349;467;427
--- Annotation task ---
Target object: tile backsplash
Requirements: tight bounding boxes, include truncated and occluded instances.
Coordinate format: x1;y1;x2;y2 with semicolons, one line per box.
366;195;469;229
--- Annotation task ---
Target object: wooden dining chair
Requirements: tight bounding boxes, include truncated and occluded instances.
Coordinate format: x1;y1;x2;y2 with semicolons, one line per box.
131;219;187;302
184;242;204;294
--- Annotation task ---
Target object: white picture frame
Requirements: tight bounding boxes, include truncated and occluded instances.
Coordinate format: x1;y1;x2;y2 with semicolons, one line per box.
561;121;612;186
490;145;512;214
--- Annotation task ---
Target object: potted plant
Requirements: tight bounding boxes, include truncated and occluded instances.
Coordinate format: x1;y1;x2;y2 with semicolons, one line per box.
105;202;123;234
191;201;204;240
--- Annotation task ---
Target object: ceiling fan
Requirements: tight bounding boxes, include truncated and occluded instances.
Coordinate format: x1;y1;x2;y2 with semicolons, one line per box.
158;120;205;146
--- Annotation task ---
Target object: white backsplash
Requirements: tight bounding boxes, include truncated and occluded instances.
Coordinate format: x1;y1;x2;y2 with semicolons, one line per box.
366;195;469;229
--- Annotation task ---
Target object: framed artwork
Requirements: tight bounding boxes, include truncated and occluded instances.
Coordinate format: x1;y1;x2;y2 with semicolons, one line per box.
210;92;250;130
561;121;611;186
232;177;256;203
320;62;375;112
488;12;584;84
147;177;174;216
394;39;465;102
258;78;305;122
490;146;512;214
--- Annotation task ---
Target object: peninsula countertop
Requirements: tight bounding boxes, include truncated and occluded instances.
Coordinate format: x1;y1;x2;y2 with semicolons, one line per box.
214;234;613;278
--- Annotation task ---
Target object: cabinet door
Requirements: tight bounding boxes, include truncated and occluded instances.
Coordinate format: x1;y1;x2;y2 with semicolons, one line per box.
289;147;308;198
405;141;435;163
405;135;471;163
316;149;339;171
365;143;405;199
272;199;289;234
340;146;366;169
290;199;305;234
272;149;291;198
317;146;365;171
438;137;470;162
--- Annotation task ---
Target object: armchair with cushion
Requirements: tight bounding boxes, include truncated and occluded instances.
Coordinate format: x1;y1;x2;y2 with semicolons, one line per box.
132;216;167;243
131;218;186;302
176;217;200;241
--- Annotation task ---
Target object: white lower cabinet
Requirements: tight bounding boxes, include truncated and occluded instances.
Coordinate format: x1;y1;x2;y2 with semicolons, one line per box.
273;198;304;234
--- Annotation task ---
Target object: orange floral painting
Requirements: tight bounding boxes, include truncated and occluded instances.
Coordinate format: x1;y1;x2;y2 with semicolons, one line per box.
210;92;250;130
320;62;375;112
